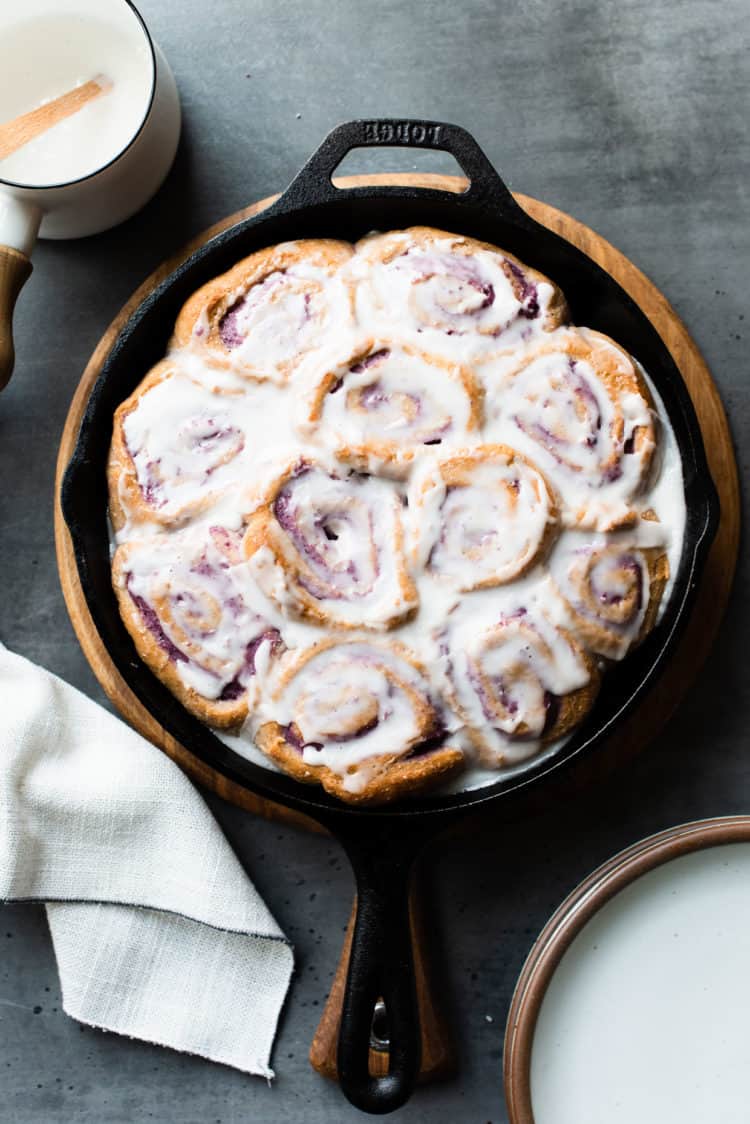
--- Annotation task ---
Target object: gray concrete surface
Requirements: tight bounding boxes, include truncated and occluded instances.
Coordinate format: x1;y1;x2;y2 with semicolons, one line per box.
0;0;747;1119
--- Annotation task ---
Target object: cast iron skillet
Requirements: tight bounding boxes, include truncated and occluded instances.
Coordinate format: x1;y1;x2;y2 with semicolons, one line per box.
62;119;718;1114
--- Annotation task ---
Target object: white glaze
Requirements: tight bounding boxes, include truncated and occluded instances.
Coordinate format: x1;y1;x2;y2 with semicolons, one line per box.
115;522;279;704
206;258;355;383
351;231;557;356
121;369;251;523
257;641;433;794
481;326;658;532
408;452;556;589
249;463;418;629
0;14;152;187
530;843;750;1124
111;231;687;794
441;577;592;765
296;342;479;469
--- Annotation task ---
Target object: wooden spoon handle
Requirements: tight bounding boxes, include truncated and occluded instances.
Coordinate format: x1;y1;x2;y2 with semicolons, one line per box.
309;884;455;1084
0;245;32;391
0;76;112;161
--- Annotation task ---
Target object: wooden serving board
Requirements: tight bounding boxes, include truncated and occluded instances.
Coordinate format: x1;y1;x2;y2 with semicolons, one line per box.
54;173;739;1084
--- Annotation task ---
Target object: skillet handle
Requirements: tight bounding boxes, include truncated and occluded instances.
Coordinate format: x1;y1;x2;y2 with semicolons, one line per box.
277;118;526;216
310;877;455;1086
333;825;424;1114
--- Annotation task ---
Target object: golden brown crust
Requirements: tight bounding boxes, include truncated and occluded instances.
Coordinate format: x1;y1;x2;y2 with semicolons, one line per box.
411;443;559;590
171;239;354;382
447;619;601;766
108;360;177;532
484;326;657;532
255;729;464;805
255;637;464;804
552;530;670;660
546;644;601;742
111;544;248;728
107;358;246;531
243;463;417;630
639;549;670;643
355;225;569;333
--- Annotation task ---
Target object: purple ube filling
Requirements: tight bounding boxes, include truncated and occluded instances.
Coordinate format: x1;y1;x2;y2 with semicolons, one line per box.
274;475;367;598
406;717;449;759
467;279;494;310
358;380;390;409
246;628;283;672
218;273;288;349
596;555;643;613
139;458;166;508
350;348;390;375
505;260;540;319
274;486;352;580
218;679;245;702
186;419;244;475
353;376;450;446
402;252;500;331
515;359;611;475
217;629;282;702
219;297;247;348
469;659;556;741
466;609;557;741
128;583;186;664
282;713;449;757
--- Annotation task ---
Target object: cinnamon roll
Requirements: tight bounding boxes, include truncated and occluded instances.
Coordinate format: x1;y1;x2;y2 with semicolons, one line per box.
106;224;686;804
298;340;482;475
112;524;283;727
484;327;658;531
550;532;669;659
172;239;354;384
254;639;463;803
108;361;247;530
243;458;417;629
409;445;558;590
445;605;599;766
353;226;567;355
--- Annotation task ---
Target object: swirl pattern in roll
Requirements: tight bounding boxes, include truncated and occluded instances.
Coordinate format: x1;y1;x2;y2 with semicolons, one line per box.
483;327;658;531
254;639;464;803
446;605;600;766
108;361;248;529
243;459;417;629
353;226;568;355
112;525;283;726
298;340;483;475
409;445;559;590
550;532;669;659
173;239;355;384
107;224;685;804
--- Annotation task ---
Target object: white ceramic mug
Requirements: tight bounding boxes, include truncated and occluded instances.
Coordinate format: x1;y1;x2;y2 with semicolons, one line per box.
0;0;181;388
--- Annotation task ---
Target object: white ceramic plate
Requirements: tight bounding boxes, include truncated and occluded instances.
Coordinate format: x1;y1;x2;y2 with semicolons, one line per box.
505;819;750;1124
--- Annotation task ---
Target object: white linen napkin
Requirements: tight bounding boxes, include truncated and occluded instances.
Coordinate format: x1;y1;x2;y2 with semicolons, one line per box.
0;643;294;1078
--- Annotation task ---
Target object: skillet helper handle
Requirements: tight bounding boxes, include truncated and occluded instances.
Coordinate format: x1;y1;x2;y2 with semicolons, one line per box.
279;117;526;215
0;244;32;391
310;878;454;1086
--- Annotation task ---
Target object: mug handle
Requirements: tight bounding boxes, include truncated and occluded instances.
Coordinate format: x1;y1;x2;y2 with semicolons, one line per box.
0;194;41;390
